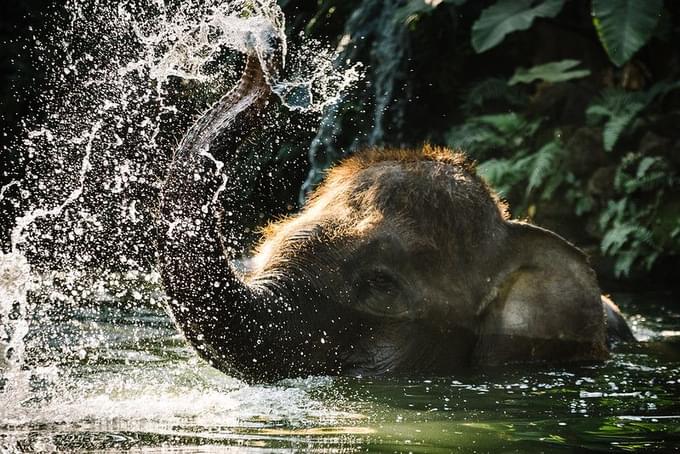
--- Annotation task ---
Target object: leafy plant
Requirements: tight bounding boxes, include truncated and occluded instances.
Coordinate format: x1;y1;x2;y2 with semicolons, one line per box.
473;0;668;67
509;60;590;85
592;0;664;67
524;140;566;197
471;0;565;53
476;138;568;209
597;152;679;276
470;127;677;279
615;155;673;193
446;112;540;160
586;89;649;152
587;81;680;151
601;218;656;276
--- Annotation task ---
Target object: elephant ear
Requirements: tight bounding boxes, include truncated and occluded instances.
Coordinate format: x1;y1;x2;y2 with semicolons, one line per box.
474;221;608;365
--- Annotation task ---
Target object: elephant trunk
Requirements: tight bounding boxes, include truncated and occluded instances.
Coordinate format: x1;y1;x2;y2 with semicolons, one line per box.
157;30;304;381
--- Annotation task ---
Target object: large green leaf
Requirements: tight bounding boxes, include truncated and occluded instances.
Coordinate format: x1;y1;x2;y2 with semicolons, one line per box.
509;60;591;85
471;0;566;53
592;0;663;67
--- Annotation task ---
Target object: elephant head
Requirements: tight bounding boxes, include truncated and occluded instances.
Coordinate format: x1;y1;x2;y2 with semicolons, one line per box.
158;35;625;382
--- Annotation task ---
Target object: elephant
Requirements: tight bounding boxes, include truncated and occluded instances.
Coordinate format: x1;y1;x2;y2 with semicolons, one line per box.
157;33;634;382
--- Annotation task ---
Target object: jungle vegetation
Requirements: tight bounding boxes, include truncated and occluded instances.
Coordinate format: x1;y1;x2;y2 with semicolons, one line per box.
1;0;679;287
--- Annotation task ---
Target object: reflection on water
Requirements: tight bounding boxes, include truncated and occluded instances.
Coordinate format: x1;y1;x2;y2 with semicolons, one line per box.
1;290;679;452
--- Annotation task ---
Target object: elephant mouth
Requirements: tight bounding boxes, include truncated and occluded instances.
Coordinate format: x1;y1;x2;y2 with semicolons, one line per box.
345;322;479;376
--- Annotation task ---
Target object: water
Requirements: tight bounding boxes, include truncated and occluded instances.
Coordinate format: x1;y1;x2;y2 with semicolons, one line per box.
0;290;678;452
1;0;679;452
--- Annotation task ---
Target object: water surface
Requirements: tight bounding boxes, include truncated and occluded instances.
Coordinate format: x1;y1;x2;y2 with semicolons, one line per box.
1;290;678;452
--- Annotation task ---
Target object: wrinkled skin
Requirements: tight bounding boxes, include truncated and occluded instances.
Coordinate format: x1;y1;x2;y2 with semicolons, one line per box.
157;33;634;382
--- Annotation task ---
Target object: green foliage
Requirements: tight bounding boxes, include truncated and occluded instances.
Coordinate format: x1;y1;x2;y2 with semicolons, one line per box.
592;0;664;67
450;79;534;157
477;157;526;198
476;138;567;207
525;141;565;197
470;0;667;67
615;155;673;193
587;81;680;151
599;198;661;277
448;109;570;209
509;60;591;85
596;151;679;276
586;89;648;152
471;0;566;53
446;112;540;160
601;221;655;276
452;76;680;278
468;120;678;279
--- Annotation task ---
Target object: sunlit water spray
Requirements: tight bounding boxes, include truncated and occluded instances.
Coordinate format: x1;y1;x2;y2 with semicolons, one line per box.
0;0;360;430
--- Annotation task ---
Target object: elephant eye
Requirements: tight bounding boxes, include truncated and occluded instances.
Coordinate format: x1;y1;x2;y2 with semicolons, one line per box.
366;271;398;293
354;270;411;318
354;270;410;317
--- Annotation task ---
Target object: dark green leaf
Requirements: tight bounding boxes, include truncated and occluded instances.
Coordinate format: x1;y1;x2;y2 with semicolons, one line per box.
509;60;590;85
592;0;663;67
471;0;566;53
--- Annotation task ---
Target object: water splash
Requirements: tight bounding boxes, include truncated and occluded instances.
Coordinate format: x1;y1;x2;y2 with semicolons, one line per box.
0;252;32;388
0;0;360;423
300;0;409;199
0;181;20;203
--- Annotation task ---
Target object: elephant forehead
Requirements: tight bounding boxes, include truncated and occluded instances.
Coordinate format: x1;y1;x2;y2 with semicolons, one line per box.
250;148;508;277
347;160;485;209
337;163;505;247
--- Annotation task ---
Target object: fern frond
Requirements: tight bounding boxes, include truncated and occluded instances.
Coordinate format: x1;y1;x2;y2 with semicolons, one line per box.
525;141;564;197
587;81;680;151
614;154;672;194
613;250;636;277
477;158;512;185
477;158;525;197
601;223;642;255
445;122;503;156
605;225;655;277
604;103;646;152
446;113;540;159
598;199;628;230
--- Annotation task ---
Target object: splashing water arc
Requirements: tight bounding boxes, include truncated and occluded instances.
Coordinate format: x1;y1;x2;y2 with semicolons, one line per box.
0;0;360;424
